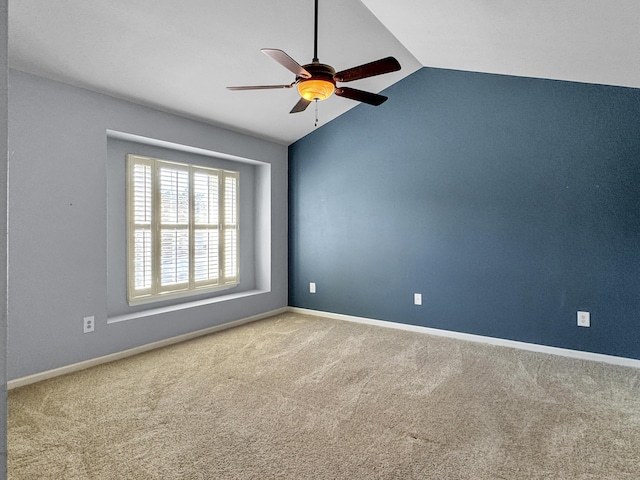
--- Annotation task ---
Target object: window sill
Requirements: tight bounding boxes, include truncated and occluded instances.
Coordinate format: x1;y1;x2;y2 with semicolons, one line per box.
107;288;269;324
128;282;238;307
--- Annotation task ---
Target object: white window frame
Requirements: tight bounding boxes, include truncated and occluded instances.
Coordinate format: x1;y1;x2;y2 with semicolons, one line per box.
126;154;239;305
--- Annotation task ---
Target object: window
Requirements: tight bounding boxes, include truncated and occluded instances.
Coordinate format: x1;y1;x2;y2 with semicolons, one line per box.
126;154;239;304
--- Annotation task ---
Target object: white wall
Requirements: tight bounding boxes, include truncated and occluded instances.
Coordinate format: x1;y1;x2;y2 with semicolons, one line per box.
8;69;288;380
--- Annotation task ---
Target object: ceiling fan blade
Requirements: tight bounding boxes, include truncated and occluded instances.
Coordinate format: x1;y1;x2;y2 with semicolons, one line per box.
290;97;312;114
334;56;401;83
335;87;388;106
262;49;311;79
227;84;294;91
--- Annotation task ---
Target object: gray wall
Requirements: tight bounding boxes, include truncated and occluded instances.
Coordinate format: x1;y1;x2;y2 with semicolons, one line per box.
1;1;7;475
8;69;288;380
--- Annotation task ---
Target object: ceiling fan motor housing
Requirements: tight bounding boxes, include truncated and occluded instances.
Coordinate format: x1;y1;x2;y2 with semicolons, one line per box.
297;63;336;101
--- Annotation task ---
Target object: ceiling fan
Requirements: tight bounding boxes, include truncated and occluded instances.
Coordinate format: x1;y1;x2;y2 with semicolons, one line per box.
227;0;401;114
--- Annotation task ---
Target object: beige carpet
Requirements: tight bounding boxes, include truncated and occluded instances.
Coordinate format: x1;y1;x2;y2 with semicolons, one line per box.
8;312;640;479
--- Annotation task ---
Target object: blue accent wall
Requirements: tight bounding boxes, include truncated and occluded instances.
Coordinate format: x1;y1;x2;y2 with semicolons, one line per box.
289;67;640;360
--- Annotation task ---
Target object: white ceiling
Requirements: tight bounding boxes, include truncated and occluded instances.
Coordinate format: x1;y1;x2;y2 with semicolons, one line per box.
9;1;640;145
363;0;640;90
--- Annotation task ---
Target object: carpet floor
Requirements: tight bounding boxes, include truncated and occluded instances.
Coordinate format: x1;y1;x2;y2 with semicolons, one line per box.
8;312;640;479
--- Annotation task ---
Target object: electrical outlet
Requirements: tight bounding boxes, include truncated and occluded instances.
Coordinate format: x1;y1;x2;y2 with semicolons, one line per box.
309;282;316;294
577;311;590;328
414;293;422;305
83;316;95;333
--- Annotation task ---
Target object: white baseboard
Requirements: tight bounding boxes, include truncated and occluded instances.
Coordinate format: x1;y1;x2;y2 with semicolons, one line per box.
8;307;288;390
289;307;640;370
10;305;638;390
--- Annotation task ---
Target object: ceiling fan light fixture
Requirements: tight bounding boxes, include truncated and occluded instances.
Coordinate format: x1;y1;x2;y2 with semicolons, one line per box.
297;78;335;101
227;0;401;114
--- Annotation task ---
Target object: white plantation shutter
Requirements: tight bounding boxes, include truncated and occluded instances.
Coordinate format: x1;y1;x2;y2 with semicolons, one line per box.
159;165;190;291
126;155;239;304
131;161;152;293
193;169;220;285
223;173;239;282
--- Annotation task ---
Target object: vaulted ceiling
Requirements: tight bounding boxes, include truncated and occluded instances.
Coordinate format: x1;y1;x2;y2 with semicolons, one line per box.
9;1;640;145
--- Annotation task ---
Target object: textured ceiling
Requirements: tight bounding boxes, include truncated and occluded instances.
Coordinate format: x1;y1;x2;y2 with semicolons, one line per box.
363;0;640;90
9;0;421;145
9;1;640;145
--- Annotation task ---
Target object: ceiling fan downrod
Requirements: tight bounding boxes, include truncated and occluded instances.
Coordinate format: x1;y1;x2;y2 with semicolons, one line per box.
313;0;319;63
